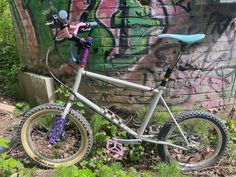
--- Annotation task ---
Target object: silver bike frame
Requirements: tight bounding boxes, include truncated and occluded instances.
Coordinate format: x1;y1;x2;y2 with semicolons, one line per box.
62;67;189;150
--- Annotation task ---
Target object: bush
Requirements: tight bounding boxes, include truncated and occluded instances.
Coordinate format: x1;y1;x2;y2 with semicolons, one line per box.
0;137;36;176
156;161;188;177
0;0;22;97
53;165;95;177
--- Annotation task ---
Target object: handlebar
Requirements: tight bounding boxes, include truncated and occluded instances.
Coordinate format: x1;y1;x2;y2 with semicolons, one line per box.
46;10;97;38
46;10;96;68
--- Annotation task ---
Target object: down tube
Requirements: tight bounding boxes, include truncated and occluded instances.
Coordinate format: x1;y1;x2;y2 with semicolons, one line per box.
74;92;138;137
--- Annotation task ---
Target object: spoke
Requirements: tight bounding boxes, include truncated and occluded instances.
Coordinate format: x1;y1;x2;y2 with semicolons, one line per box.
31;125;48;136
37;116;53;131
166;119;220;165
38;122;50;131
30;115;83;161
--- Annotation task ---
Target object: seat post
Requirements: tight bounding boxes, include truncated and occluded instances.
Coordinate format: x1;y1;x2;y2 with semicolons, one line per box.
160;44;183;87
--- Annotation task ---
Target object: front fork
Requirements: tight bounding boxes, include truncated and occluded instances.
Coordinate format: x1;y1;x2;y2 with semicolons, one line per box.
61;67;84;119
49;68;84;144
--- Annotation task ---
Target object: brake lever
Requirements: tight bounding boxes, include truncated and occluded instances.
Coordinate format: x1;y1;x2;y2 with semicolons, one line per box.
45;21;54;26
79;27;91;32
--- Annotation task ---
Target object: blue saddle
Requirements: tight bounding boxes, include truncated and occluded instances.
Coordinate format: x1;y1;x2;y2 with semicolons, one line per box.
158;34;205;44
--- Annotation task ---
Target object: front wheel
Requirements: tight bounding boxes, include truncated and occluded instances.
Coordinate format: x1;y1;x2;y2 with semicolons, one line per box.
157;110;228;171
19;103;93;168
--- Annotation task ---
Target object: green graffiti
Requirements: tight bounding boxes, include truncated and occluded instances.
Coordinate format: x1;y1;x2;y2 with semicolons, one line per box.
21;0;70;59
106;0;161;69
15;0;163;72
83;0;114;71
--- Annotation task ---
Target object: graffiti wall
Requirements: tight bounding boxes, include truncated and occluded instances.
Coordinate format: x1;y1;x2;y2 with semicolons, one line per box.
9;0;236;112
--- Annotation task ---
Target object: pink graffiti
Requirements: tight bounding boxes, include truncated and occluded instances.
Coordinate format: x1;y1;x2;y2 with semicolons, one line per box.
167;0;192;33
202;98;235;109
69;0;89;23
172;72;233;109
96;0;120;59
96;0;119;27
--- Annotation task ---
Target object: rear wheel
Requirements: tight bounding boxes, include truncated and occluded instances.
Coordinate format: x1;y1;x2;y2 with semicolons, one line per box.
19;103;93;168
157;110;228;171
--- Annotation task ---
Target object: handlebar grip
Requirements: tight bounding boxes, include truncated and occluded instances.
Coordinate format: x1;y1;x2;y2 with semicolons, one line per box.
58;10;68;23
88;22;97;27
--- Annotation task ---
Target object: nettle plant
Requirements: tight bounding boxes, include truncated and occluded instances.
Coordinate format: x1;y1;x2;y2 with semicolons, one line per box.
55;86;85;114
0;137;36;177
0;0;23;97
54;165;95;177
156;161;189;177
226;119;236;161
13;101;31;117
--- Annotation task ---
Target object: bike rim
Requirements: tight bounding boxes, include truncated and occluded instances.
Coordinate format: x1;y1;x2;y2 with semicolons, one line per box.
163;118;223;168
21;109;89;165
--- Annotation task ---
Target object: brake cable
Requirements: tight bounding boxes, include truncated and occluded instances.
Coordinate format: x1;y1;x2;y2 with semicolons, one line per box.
45;28;77;98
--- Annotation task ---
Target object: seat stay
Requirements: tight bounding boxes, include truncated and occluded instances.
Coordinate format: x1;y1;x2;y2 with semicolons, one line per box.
158;33;205;44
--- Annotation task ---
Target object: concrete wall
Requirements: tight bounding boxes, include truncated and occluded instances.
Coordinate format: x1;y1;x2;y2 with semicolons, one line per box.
18;72;56;104
9;0;236;112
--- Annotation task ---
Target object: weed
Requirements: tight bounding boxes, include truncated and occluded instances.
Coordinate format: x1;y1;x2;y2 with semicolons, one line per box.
78;168;95;177
156;161;189;177
89;113;127;155
13;101;31;117
95;162;139;177
55;86;85;114
127;167;138;176
129;145;144;162
52;149;61;158
226;119;236;161
137;106;183;126
23;167;37;177
151;110;170;125
53;147;157;177
0;0;22;97
79;147;156;177
140;170;153;177
54;165;95;177
80;149;111;170
0;138;10;149
0;137;36;176
6;64;25;96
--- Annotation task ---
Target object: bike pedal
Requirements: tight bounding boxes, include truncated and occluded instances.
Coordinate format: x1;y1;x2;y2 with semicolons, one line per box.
105;139;129;159
147;124;162;135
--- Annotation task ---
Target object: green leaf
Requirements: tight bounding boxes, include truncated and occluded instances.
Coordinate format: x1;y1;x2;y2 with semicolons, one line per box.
1;153;7;159
0;138;10;148
95;132;109;147
78;169;95;177
7;158;24;169
110;125;117;136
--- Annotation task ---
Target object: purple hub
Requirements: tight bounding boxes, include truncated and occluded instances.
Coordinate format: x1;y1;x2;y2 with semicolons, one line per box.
49;116;66;144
